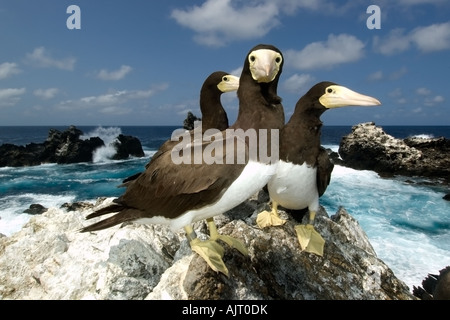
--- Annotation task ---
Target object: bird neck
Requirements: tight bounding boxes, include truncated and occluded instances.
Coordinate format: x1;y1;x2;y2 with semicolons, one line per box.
200;89;228;131
231;73;284;131
280;99;324;165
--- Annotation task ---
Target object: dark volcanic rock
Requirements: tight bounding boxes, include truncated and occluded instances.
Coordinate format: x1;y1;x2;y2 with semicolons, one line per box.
0;126;145;167
183;111;201;130
339;122;450;182
23;204;47;215
112;134;145;160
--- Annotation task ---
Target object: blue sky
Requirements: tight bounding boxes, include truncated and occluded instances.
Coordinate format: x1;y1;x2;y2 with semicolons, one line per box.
0;0;449;126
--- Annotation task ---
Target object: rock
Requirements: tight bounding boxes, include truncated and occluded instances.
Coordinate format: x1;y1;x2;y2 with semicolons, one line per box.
23;204;47;215
412;266;450;300
0;143;45;167
0;126;145;167
60;202;96;212
444;194;450;201
112;134;145;160
183;111;201;130
339;122;450;182
0;194;415;300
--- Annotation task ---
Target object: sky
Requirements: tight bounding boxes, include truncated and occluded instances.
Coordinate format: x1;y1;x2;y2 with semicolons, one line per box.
0;0;450;126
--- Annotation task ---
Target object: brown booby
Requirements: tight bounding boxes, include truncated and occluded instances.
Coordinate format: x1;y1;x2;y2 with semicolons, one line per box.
256;81;381;256
120;71;239;186
198;71;239;131
81;44;285;276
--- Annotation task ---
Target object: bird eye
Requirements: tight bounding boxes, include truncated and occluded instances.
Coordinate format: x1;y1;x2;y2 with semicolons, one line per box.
327;88;333;94
249;55;256;62
223;76;228;81
275;56;282;64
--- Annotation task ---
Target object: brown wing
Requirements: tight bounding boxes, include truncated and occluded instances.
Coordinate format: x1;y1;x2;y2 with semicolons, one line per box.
81;131;248;231
316;146;334;197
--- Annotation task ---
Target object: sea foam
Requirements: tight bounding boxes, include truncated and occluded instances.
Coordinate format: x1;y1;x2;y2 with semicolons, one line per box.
81;126;122;163
321;165;450;289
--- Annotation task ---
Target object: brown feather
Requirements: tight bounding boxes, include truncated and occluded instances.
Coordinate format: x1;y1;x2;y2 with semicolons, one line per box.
81;44;285;233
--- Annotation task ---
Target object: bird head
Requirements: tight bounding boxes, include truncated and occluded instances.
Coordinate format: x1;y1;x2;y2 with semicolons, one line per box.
217;74;240;93
317;81;381;109
247;44;284;83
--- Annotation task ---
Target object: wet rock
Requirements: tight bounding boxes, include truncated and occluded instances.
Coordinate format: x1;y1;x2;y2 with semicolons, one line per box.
23;204;47;215
0;126;145;167
339;122;450;182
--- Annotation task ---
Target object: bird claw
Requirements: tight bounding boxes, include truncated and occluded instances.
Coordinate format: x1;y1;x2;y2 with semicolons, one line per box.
295;224;325;256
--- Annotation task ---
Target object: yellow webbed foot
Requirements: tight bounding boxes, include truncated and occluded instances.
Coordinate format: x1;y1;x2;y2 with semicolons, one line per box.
256;201;287;228
207;218;248;256
295;224;325;256
211;234;248;256
190;237;229;276
185;225;229;276
295;210;324;256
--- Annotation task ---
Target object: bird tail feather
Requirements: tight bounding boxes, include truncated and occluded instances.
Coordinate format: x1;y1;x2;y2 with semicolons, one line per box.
80;204;140;233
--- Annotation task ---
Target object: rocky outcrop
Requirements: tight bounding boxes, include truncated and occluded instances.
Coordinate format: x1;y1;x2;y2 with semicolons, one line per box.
0;193;415;300
112;134;145;160
338;122;450;182
183;111;201;130
413;266;450;300
0;126;145;167
23;204;48;215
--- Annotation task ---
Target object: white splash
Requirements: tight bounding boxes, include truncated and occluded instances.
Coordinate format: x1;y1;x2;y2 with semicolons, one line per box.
81;127;122;163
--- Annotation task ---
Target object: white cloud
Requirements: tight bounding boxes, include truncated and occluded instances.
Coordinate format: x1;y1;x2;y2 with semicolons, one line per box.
416;87;431;96
368;70;383;81
275;0;331;14
373;29;411;56
170;0;345;46
389;67;408;80
25;47;76;70
410;22;450;52
171;0;280;46
96;65;133;81
397;98;408;104
34;88;59;100
424;95;445;106
0;88;26;107
398;0;446;5
98;106;131;115
374;22;450;55
433;95;444;103
285;34;365;70
282;73;314;93
56;84;168;115
0;62;21;80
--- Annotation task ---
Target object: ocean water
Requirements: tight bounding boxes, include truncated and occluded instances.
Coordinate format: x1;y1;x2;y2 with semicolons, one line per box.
1;125;449;292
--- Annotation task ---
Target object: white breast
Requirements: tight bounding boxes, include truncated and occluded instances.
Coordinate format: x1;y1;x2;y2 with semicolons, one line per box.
267;160;319;211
